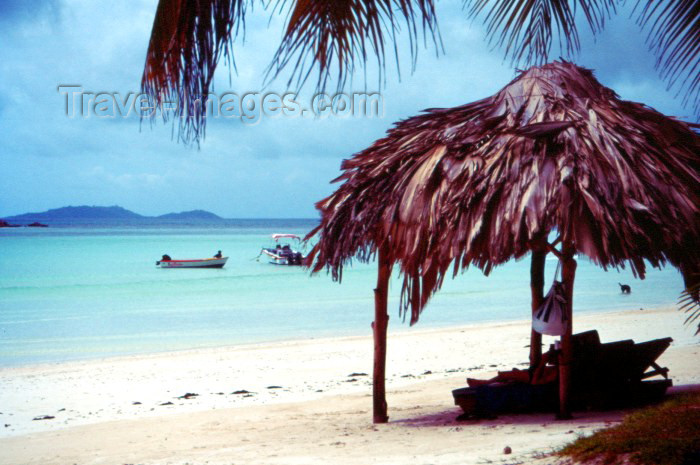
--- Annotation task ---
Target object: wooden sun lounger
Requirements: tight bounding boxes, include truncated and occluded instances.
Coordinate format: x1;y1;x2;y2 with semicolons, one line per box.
453;331;673;416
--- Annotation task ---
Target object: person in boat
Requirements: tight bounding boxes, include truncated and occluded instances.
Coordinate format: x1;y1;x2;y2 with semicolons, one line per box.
281;244;293;258
467;347;558;387
214;250;222;258
161;254;172;261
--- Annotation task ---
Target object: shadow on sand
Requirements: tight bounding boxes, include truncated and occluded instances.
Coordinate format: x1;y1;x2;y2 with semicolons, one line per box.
392;383;700;428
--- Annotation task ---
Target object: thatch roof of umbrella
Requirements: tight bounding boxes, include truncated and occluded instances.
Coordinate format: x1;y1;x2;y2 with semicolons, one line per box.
306;60;700;422
308;60;699;318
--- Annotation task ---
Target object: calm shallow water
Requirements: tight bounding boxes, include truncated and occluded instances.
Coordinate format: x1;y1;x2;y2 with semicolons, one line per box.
0;222;685;366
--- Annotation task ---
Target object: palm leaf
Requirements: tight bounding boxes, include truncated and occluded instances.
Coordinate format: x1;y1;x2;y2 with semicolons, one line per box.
140;0;699;144
636;0;700;119
464;0;699;118
678;282;700;335
141;0;248;143
464;0;617;66
267;0;440;92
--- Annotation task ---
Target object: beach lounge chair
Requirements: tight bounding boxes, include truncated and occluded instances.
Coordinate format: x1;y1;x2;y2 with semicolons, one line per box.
452;331;673;417
580;336;673;409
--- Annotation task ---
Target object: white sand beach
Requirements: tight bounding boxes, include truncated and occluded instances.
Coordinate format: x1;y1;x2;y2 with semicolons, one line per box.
1;305;698;465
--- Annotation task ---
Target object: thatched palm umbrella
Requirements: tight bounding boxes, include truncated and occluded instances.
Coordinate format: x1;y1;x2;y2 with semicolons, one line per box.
306;61;700;422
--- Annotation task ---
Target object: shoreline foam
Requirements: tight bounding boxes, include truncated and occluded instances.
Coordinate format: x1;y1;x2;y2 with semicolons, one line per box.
0;302;676;369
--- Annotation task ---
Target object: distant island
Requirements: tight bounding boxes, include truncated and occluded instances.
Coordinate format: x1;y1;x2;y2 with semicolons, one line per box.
157;210;222;221
1;205;225;226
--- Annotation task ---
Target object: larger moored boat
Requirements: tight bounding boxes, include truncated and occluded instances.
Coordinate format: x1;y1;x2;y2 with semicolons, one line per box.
261;233;305;266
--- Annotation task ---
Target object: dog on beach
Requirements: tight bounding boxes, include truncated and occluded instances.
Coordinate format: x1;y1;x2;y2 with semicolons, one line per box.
618;283;631;294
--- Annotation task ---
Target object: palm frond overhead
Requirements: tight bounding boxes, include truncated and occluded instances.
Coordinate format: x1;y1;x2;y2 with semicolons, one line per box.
141;0;247;143
464;0;617;65
464;0;699;119
140;0;699;143
636;0;700;117
306;61;700;324
140;0;439;143
267;0;440;92
678;282;700;335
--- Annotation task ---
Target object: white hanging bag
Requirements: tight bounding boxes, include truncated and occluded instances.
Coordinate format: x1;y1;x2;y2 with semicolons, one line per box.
532;261;568;336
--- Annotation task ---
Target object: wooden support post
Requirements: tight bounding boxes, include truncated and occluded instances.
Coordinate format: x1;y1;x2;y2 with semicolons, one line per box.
372;246;391;424
529;246;547;370
558;250;577;420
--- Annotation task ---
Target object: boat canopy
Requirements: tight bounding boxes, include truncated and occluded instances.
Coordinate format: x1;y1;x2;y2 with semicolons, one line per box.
272;233;301;241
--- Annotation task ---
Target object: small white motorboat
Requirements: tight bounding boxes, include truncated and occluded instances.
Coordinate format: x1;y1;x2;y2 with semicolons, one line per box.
261;233;305;266
156;255;228;268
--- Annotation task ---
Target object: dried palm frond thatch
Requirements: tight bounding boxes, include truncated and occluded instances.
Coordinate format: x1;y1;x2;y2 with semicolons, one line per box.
307;61;700;325
307;60;699;422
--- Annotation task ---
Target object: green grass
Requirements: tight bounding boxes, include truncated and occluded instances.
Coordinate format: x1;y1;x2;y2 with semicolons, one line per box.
558;392;700;465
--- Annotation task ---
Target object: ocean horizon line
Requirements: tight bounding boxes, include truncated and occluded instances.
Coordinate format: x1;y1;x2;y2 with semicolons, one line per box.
0;204;321;222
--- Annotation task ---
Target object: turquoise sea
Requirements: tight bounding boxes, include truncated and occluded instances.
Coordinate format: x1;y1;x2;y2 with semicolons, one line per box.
0;221;685;366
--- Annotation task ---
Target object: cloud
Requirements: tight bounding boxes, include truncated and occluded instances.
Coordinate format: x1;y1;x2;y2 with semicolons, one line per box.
0;0;694;219
81;166;167;189
0;0;61;24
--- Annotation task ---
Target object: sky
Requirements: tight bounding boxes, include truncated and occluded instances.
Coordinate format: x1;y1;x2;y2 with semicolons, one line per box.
0;1;695;218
